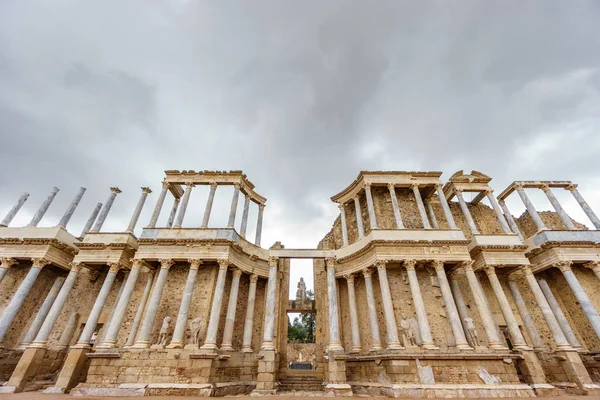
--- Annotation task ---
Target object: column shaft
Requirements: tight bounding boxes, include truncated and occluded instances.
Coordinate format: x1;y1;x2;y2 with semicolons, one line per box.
166;198;180;228
516;186;546;231
0;258;17;284
345;275;361;352
404;261;436;348
499;201;524;241
98;277;126;345
425;200;439;229
147;183;168;228
57;187;86;228
173;183;193;228
19;277;65;348
449;275;475;347
221;269;242;350
255;205;264;246
375;262;401;349
326;259;343;351
354;197;365;238
169;260;201;348
260;259;278;350
412;185;431;229
542;186;575;230
241;275;258;352
125;273;155;347
436;185;457;229
227;184;241;228
558;263;600;339
91;188;121;232
202;261;229;350
364;185;378;229
486;192;512;234
28;187;60;227
126;187;152;233
507;278;545;349
388;184;404;229
568;185;600;229
240;196;251;237
363;269;382;351
456;191;479;235
201;183;217;228
56;312;80;349
0;192;29;227
80;203;102;237
339;205;349;246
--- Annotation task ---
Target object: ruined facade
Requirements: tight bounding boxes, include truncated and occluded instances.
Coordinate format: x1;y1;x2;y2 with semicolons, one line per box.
0;169;600;397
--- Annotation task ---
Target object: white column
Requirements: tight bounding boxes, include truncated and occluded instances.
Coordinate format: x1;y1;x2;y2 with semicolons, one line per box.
498;200;524;241
240;195;251;237
362;268;382;351
91;187;121;232
455;190;479;235
80;202;102;237
448;272;475;347
425;200;439;229
57;187;86;229
241;274;258;352
201;183;217;228
566;183;600;229
147;181;168;228
28;187;60;227
19;277;65;349
486;190;512;234
375;260;402;350
56;312;80;349
585;262;600;281
166;198;180;228
126;187;152;233
98;276;126;345
412;184;431;229
0;192;29;227
326;258;343;351
344;274;361;353
173;183;193;228
339;204;349;246
201;260;229;351
507;276;545;350
537;277;581;349
125;272;155;347
404;260;437;349
388;184;404;229
169;259;201;348
260;257;278;350
364;184;378;230
435;184;457;229
515;183;546;231
255;204;264;246
354;196;365;238
227;183;241;228
0;257;17;283
221;268;242;351
541;184;575;230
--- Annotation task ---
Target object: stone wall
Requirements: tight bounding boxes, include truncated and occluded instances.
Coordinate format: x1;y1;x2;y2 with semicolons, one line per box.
516;211;587;239
286;343;316;364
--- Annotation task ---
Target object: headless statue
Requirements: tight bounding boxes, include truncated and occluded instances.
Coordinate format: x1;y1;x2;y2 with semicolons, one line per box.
156;315;172;346
188;317;203;346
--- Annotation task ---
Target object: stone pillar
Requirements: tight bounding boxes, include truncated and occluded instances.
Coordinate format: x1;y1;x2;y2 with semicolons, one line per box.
566;183;600;229
0;192;29;227
201;260;229;351
412;184;431;229
28;187;60;227
98;277;126;345
125;272;155;347
80;203;102;237
326;258;343;351
55;312;80;349
169;259;202;348
227;183;241;228
0;258;49;345
425;200;439;229
260;257;278;350
91;187;122;232
201;183;217;228
0;257;17;283
255;204;264;246
388;184;404;229
126;187;152;233
364;184;378;230
432;261;471;350
339;204;349;246
483;266;529;349
353;196;365;238
507;276;545;350
455;190;479;235
486;190;512;234
166;198;180;228
96;260;143;349
498;200;524;241
344;274;361;353
240;195;251;237
584;261;600;281
515;183;546;231
19;277;65;349
436;184;457;229
404;260;437;349
221;268;242;351
362;268;382;351
375;260;402;350
147;181;168;228
241;274;258;352
541;184;575;230
462;261;505;349
173;183;193;228
448;272;475;347
57;187;86;228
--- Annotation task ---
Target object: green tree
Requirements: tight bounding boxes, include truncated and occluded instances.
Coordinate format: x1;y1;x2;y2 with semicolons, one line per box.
287;290;316;343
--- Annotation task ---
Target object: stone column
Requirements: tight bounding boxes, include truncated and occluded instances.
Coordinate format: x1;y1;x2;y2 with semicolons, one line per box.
412;184;431;229
436;184;457;229
339;204;349;246
541;184;575;230
448;272;475;347
364;184;378;230
462;261;504;349
0;257;17;283
375;260;402;350
201;183;217;228
404;260;437;349
201;260;229;351
566;183;600;229
498;200;524;241
0;192;29;227
30;262;83;348
227;183;241;228
126;187;152;233
455;190;479;235
166;198;180;228
240;195;251;237
173;183;193;228
28;187;60;227
362;268;382;351
255;204;264;246
353;196;365;238
169;259;202;348
538;277;582;348
221;268;242;351
344;274;361;353
96;260;143;349
515;183;546;231
55;312;80;349
125;272;155;347
241;274;258;352
425;200;439;229
147;181;168;228
98;277;126;345
483;266;529;349
91;187;122;232
19;277;65;349
0;258;49;344
507;276;545;350
486;190;512;234
80;203;102;237
260;257;278;350
432;261;471;350
57;187;86;228
388;184;404;229
585;261;600;281
326;258;343;351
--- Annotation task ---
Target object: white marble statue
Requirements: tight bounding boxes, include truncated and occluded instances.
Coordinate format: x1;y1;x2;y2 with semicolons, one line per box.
464;317;480;347
156;315;172;346
296;277;307;304
400;313;418;347
188;317;203;345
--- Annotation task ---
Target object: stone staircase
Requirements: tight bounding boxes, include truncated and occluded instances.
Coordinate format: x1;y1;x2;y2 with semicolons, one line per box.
279;373;323;392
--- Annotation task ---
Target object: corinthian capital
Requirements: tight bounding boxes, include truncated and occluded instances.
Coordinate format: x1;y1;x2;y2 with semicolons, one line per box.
325;258;337;269
519;265;533;275
540;184;550;193
218;259;230;270
188;259;203;270
108;263;122;274
268;257;278;267
513;182;524;191
31;258;50;269
566;183;578;192
461;260;474;272
374;259;388;271
584;261;600;272
141;187;152;195
0;257;17;269
159;259;175;269
431;260;445;272
483;266;496;276
344;274;354;282
130;259;145;269
362;268;372;278
555;261;573;272
69;261;83;273
110;187;122;194
403;260;417;271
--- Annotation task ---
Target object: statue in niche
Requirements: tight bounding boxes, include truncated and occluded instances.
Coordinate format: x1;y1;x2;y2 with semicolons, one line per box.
188;317;203;346
296;277;307;305
156;315;172;346
400;313;418;347
464;317;480;347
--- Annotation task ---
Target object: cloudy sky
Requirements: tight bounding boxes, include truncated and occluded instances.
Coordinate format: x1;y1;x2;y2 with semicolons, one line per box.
1;1;600;293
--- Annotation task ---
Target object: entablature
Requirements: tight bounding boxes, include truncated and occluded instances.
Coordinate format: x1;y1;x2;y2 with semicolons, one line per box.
498;180;573;201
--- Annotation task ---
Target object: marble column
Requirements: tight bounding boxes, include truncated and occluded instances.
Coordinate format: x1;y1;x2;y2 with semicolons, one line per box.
404;260;437;349
57;187;86;228
0;257;17;283
127;187;152;233
240;195;251;237
221;268;242;351
507;276;545;350
435;184;457;229
96;260;143;349
76;264;120;347
455;190;479;235
362;268;382;351
375;261;402;350
566;183;600;229
30;262;82;348
483;266;528;349
326;258;343;351
169;259;202;348
344;274;361;353
0;258;49;344
19;277;65;349
388;184;404;229
339;204;349;246
201;183;217;228
542;184;575;230
364;184;378;230
166;198;180;228
498;200;524;241
56;312;80;349
448;272;475;347
515;184;546;231
241;274;258;352
147;181;169;228
173;183;193;228
585;262;600;281
354;196;365;238
0;192;29;227
28;187;60;227
98;277;126;345
462;261;504;349
425;200;439;229
80;203;102;237
91;187;122;232
202;260;229;351
412;184;431;229
125;272;155;347
255;204;264;246
227;183;241;228
260;257;278;350
433;261;471;350
537;277;581;349
486;191;512;234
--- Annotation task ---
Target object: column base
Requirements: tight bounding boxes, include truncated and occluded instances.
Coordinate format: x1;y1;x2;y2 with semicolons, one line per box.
422;342;439;350
131;341;151;349
95;340;118;350
28;341;48;349
166;341;184;349
184;344;199;350
489;342;508;351
260;341;275;351
200;342;218;352
327;344;344;352
387;344;404;351
349;346;361;353
456;343;474;351
241;346;254;353
150;344;165;350
220;344;234;351
369;346;383;352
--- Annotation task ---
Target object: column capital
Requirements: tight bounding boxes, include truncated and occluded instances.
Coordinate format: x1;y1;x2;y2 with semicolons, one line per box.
566;183;578;192
514;182;524;191
161;180;169;189
159;259;175;270
130;259;144;269
141;187;152;195
519;265;533;275
483;265;497;276
258;203;265;210
461;260;474;272
110;187;122;194
108;263;122;274
250;274;258;283
540;184;551;192
325;257;337;269
210;182;218;189
484;189;494;196
344;273;355;282
185;182;195;188
434;183;443;190
448;269;460;280
374;259;388;271
268;257;278;267
338;203;345;210
218;259;230;270
403;259;417;271
584;261;600;272
70;261;83;273
0;257;17;268
31;258;50;269
188;259;203;270
387;183;395;190
431;260;445;272
454;188;463;195
233;183;241;189
362;267;373;278
556;261;573;272
364;182;372;189
410;182;419;189
232;268;243;278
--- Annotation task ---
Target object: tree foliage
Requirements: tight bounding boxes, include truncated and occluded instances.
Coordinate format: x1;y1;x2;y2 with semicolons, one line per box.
288;290;315;343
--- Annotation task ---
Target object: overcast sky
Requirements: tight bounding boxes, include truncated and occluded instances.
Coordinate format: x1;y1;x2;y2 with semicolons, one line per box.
1;1;600;293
